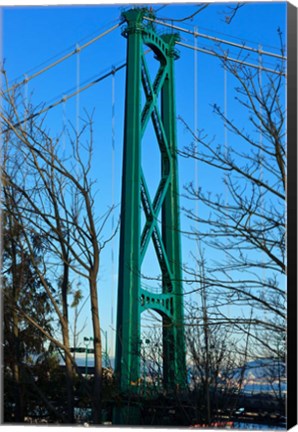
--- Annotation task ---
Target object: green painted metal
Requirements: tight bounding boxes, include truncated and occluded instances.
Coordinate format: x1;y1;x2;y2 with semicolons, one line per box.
115;8;186;402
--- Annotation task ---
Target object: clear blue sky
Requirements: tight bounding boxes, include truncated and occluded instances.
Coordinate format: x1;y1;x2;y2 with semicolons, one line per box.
2;1;287;357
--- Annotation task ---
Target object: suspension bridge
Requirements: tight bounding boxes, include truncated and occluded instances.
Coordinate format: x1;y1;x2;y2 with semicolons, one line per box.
2;3;287;425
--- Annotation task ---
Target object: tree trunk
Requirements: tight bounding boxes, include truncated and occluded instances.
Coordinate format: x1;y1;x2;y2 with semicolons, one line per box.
10;225;24;423
61;263;75;424
12;309;24;423
62;329;75;424
90;273;102;424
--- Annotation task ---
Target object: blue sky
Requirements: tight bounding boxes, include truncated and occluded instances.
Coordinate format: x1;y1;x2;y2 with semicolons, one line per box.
2;1;287;357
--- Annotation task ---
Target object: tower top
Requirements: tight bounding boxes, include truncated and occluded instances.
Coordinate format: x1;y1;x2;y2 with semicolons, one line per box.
121;7;180;59
121;7;155;34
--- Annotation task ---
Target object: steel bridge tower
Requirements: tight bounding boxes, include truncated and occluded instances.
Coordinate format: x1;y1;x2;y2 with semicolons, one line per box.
115;8;186;418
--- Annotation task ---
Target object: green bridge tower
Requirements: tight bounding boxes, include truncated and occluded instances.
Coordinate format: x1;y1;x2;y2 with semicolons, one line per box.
115;8;186;420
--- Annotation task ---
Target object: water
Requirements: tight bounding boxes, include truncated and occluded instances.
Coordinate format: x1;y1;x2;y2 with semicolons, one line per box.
60;354;114;369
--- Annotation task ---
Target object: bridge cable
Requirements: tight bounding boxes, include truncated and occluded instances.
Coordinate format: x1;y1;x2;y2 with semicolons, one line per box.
176;41;286;77
23;74;29;132
1;62;126;135
76;43;81;142
110;66;116;356
193;26;201;304
3;22;122;95
258;45;266;299
144;17;287;61
74;43;81;182
62;94;67;152
223;52;229;318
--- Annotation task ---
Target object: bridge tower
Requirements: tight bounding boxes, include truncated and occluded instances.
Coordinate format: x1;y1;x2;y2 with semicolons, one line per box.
115;8;186;419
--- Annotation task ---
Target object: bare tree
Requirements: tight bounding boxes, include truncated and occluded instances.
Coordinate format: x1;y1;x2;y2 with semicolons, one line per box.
179;35;286;364
1;74;117;423
2;200;54;422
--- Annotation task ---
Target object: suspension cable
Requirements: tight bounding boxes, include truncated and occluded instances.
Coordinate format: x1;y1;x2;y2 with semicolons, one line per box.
224;53;228;158
223;53;229;319
62;94;67;152
258;45;266;289
76;43;80;139
110;66;116;354
3;22;122;95
193;25;200;284
1;62;126;134
176;41;286;77
23;74;29;132
194;25;198;199
144;17;287;61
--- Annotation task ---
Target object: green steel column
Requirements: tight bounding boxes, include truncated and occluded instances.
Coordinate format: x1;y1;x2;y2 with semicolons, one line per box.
115;10;187;418
115;9;144;393
161;34;187;391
